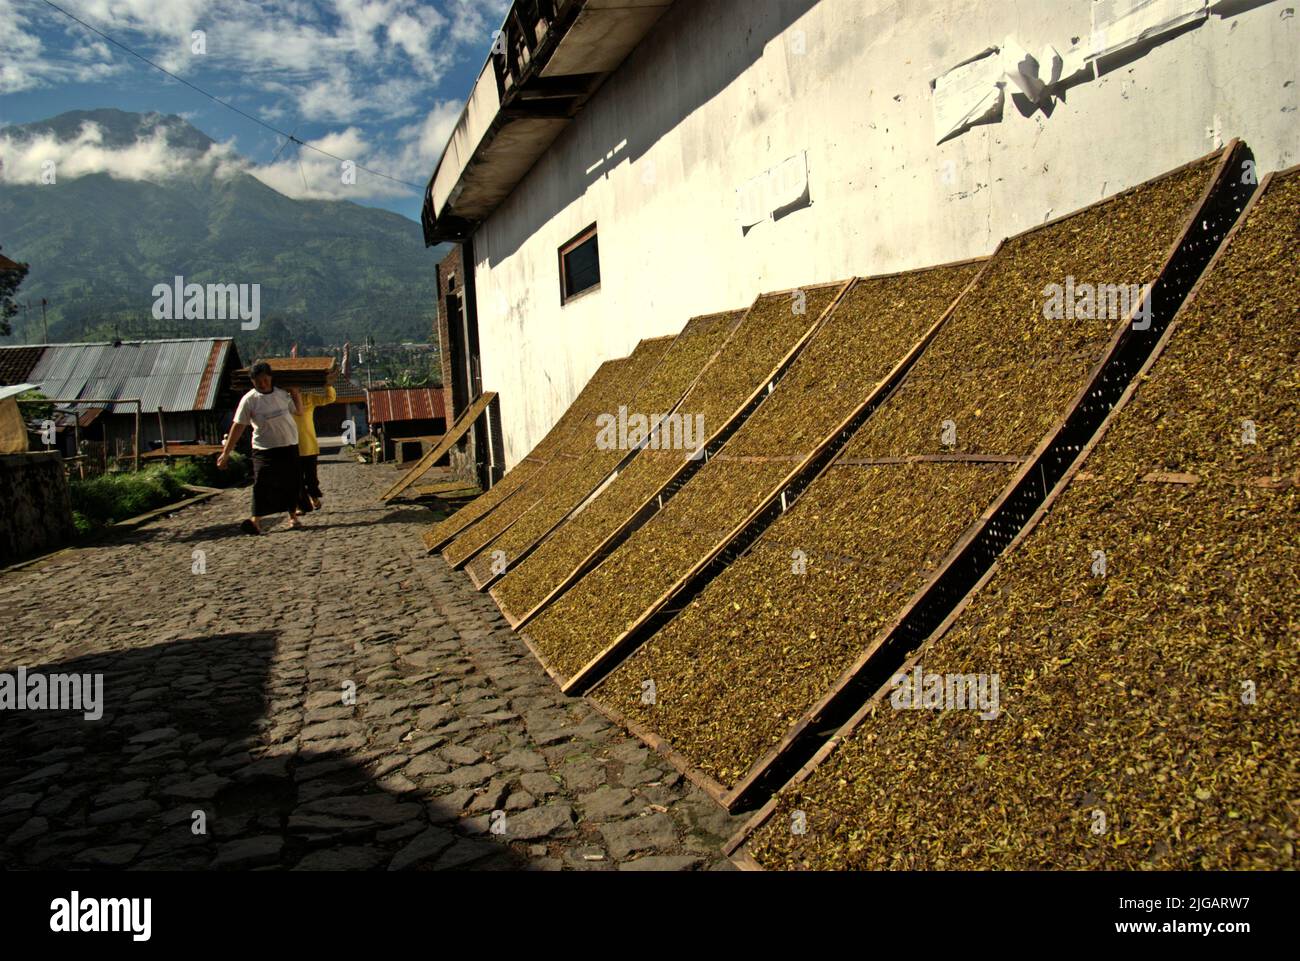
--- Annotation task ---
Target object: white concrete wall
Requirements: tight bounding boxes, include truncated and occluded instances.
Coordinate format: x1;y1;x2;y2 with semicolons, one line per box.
471;0;1298;467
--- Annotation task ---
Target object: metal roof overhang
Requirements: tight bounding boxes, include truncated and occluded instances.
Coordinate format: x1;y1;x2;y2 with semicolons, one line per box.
422;0;675;246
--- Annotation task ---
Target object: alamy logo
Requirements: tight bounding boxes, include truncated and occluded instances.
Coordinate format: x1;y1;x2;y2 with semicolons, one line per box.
1042;276;1153;330
595;406;705;459
889;666;1000;720
0;668;103;720
50;892;151;941
152;275;260;330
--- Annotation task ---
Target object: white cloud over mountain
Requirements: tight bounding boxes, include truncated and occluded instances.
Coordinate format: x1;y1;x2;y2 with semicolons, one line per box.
0;0;501;201
0;101;463;202
0;120;240;184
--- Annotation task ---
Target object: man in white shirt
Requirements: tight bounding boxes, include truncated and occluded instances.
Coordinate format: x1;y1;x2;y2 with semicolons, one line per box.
218;360;305;534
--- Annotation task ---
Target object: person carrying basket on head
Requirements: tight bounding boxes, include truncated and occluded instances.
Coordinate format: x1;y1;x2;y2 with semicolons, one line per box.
217;360;305;534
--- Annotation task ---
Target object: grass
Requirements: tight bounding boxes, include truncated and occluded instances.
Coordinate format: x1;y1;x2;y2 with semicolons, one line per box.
70;453;249;533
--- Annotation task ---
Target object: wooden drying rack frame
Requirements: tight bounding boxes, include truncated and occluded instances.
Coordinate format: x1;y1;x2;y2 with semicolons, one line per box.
433;325;730;563
471;287;854;591
496;280;861;627
504;141;1249;825
534;258;993;697
446;329;728;576
723;158;1290;870
381;391;497;502
421;352;646;553
715;139;1250;813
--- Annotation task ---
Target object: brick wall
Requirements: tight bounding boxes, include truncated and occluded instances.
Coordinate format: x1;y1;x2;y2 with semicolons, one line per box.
435;245;464;423
435;244;480;486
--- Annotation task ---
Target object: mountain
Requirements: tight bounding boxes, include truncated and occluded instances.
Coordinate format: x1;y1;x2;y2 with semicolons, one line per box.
0;109;448;352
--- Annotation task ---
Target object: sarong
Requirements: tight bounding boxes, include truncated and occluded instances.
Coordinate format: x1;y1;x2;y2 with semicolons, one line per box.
251;444;301;516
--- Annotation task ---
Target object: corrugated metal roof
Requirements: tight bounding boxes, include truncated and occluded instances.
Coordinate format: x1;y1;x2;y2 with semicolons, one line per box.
14;338;234;414
367;388;447;424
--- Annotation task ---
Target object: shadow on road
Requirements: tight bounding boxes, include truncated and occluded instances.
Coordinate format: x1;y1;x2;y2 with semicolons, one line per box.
0;632;527;871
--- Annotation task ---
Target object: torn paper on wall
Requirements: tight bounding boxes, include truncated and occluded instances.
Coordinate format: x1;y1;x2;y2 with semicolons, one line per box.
770;152;809;217
1042;44;1093;88
932;48;1006;144
736;175;767;230
736;151;810;231
1002;38;1046;103
1088;0;1209;60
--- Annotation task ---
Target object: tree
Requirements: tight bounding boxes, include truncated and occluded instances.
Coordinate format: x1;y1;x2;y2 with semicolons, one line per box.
0;246;30;338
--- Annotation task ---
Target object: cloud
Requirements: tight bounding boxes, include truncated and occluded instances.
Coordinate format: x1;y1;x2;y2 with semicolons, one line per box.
0;120;241;184
247;127;408;200
5;0;511;123
245;99;462;200
0;1;507;199
0;104;463;201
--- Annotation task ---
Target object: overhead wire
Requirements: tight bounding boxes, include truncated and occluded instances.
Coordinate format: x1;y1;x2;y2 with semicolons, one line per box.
39;0;425;190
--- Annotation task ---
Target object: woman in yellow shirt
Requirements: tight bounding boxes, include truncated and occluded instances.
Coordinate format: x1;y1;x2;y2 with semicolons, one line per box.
293;381;336;514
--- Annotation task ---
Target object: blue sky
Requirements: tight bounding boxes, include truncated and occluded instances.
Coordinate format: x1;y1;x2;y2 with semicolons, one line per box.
0;0;512;220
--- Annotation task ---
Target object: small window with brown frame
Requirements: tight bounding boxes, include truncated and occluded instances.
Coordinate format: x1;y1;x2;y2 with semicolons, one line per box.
559;224;600;304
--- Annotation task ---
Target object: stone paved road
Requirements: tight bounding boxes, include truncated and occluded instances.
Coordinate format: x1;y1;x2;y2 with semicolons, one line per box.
0;455;742;870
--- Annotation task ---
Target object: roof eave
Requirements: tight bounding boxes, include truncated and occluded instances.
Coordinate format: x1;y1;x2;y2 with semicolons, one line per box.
422;0;676;247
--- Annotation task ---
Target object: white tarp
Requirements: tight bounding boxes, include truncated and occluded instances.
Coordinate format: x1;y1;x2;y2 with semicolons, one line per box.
1089;0;1209;59
933;48;1006;143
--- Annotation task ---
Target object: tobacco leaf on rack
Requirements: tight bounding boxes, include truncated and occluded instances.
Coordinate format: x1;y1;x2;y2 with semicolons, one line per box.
590;462;1013;788
746;167;1300;871
846;156;1218;459
497;290;834;615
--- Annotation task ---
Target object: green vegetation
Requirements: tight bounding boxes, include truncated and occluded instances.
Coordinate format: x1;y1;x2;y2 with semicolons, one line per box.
0;245;28;338
15;389;52;421
69;454;249;533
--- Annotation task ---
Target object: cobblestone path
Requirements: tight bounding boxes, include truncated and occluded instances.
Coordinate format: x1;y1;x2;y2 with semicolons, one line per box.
0;455;742;870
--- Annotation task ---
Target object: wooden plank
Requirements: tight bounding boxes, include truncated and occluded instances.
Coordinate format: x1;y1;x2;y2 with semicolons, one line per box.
555;262;994;690
1141;471;1201;485
720;140;1248;812
380;391;496;501
728;850;765;872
